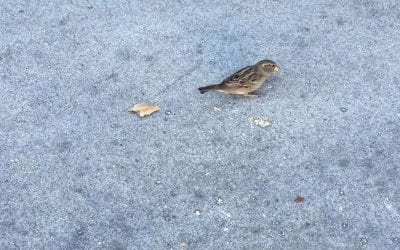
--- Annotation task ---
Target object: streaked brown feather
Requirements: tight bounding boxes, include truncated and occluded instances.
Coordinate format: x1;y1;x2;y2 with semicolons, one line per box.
198;59;279;95
221;66;256;88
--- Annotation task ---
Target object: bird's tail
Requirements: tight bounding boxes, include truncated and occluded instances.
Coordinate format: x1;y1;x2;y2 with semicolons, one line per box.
198;84;220;94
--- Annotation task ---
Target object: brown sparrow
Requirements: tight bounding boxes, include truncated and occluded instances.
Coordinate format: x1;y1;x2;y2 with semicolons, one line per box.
198;59;280;96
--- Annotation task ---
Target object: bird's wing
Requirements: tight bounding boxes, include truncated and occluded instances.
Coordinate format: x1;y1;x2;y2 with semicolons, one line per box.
220;66;256;88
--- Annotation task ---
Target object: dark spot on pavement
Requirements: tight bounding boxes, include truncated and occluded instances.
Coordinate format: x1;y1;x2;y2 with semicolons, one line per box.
163;212;177;222
57;140;72;153
296;37;308;49
116;48;136;62
110;240;126;250
294;195;305;204
59;16;69;26
196;43;203;55
336;17;345;26
194;190;204;199
144;55;155;62
339;159;350;167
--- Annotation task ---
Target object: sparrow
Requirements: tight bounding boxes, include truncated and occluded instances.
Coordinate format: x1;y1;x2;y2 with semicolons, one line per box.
198;59;280;96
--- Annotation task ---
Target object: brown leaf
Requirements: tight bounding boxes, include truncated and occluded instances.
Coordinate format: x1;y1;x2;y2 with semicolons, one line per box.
294;195;305;204
128;103;160;117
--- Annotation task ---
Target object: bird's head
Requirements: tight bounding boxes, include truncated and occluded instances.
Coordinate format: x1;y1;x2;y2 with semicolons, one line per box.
256;60;280;73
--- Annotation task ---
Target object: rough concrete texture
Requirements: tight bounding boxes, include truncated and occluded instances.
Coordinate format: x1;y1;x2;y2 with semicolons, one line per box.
1;0;400;249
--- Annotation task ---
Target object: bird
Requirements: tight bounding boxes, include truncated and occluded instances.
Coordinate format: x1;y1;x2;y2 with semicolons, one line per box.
198;59;280;96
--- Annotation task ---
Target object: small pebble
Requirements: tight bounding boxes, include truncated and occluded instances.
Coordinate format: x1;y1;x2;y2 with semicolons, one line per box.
360;237;368;245
247;194;257;203
180;241;189;249
272;220;280;225
213;107;222;112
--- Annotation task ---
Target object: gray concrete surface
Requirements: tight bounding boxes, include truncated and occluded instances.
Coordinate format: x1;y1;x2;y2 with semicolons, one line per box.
1;0;400;249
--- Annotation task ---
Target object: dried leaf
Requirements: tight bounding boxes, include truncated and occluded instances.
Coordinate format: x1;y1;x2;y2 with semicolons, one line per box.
128;103;160;117
249;117;271;128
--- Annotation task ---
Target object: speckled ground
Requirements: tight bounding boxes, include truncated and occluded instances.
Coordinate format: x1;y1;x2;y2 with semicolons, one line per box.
1;0;400;249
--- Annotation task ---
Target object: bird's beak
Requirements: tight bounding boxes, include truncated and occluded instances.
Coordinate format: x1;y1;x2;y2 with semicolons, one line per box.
274;65;280;72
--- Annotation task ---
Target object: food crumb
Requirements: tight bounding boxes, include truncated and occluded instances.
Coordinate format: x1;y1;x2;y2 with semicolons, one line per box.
213;107;222;112
249;117;271;128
